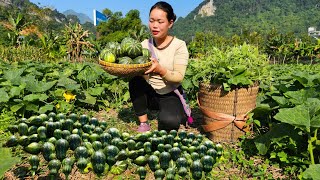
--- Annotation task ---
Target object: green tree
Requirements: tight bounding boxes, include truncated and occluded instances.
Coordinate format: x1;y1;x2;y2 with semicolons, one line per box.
96;9;144;45
129;25;150;42
82;22;96;37
66;14;80;24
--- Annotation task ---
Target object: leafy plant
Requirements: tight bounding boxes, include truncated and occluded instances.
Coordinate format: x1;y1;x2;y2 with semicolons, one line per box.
274;99;320;164
0;147;20;176
0;60;130;117
183;43;270;91
253;65;320;176
301;164;320;180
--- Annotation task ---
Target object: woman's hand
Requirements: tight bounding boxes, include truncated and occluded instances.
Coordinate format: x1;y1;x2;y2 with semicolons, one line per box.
145;58;167;76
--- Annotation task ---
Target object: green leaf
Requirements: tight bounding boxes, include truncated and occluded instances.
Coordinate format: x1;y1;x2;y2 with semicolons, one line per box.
227;75;252;86
77;66;99;83
106;80;124;93
65;83;81;91
274;106;310;130
122;91;130;102
305;98;320;116
51;88;65;98
0;89;10;102
271;96;289;106
23;76;57;93
39;104;55;114
270;152;276;159
78;91;96;105
0;80;12;86
274;98;320;129
10;103;24;112
284;89;316;105
0;148;20;176
89;63;105;76
293;71;320;88
19;83;26;90
57;101;74;113
57;77;80;91
9;86;22;97
252;104;273;115
62;68;74;77
181;79;193;90
25;103;39;112
25;67;43;77
13;99;22;103
231;65;246;76
277;151;288;163
302;164;320;180
222;82;231;91
23;93;48;102
192;75;200;87
45;70;60;78
310;115;320;128
3;68;24;85
253;120;261;127
87;87;104;96
254;123;303;155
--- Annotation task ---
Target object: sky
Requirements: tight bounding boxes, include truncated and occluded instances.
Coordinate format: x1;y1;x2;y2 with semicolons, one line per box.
29;0;204;25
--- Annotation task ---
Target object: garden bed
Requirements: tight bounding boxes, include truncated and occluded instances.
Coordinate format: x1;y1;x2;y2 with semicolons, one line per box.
2;107;288;180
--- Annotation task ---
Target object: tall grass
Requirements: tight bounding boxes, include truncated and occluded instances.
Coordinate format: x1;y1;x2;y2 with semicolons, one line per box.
0;45;49;62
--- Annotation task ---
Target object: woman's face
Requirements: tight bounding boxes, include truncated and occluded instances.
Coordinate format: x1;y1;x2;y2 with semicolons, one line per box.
149;8;173;39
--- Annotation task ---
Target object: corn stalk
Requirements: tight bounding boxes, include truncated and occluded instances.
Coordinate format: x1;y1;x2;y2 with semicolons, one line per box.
63;23;94;62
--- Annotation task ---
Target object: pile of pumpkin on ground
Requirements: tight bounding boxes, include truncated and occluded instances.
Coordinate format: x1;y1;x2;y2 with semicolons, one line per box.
100;37;151;64
5;112;223;179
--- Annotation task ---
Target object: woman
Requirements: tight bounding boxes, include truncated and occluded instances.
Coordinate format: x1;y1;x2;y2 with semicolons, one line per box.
129;1;189;132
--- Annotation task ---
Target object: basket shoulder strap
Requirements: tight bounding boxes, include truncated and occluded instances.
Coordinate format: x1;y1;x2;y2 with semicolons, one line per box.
148;38;157;60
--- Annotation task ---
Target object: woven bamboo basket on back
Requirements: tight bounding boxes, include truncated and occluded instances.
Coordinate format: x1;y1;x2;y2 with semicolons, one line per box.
198;83;259;142
99;60;152;78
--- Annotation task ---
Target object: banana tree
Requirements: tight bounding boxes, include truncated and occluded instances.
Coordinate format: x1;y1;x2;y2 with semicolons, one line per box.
2;13;32;46
39;32;66;60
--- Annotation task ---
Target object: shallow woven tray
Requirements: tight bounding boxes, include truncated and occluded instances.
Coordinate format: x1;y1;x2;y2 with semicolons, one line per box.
99;60;152;77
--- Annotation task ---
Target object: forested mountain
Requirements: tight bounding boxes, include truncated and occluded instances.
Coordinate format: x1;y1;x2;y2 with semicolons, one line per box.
172;0;320;42
0;0;69;32
1;0;319;44
63;9;93;24
0;0;95;45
